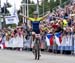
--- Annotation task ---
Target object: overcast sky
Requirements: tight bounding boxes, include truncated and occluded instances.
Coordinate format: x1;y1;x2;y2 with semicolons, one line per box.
1;0;41;10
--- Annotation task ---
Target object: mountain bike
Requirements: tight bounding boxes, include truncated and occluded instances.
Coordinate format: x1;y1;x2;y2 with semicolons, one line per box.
32;34;41;60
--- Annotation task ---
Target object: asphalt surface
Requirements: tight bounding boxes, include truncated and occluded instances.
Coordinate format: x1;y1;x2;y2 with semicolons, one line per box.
0;50;75;63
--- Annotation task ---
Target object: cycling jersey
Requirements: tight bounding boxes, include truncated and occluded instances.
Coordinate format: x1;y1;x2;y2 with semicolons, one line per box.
28;17;43;34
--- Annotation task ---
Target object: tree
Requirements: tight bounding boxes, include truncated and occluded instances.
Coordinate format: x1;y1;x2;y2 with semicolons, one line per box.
21;0;31;4
21;0;69;17
40;0;50;15
29;1;36;17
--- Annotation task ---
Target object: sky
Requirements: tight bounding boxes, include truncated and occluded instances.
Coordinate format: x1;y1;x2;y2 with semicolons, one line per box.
1;0;41;10
1;0;22;10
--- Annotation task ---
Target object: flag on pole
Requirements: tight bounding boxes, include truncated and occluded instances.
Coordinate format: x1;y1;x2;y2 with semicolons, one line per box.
5;16;19;25
55;32;62;46
46;34;54;46
13;2;19;25
7;1;19;25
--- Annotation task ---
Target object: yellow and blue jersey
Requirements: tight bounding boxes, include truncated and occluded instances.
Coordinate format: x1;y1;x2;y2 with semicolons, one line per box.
28;17;43;34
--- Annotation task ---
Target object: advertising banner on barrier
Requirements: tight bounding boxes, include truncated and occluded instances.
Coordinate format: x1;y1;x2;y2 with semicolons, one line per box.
61;35;72;50
5;36;23;48
62;35;72;46
23;37;31;48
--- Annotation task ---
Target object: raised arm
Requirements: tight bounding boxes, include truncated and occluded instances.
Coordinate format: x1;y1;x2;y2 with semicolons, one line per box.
19;13;33;21
41;11;50;20
20;13;29;19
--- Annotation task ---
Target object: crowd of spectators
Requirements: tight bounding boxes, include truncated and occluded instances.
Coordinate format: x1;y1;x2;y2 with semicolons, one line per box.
40;2;75;36
0;1;75;51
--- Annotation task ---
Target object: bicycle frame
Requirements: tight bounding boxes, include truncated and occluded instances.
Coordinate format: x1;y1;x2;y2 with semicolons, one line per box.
32;34;41;60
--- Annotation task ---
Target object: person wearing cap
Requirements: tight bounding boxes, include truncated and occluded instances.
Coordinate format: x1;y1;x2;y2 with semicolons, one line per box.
20;11;50;56
20;11;50;34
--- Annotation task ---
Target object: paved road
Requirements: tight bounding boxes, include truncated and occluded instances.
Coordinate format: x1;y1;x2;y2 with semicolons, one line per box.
0;50;75;63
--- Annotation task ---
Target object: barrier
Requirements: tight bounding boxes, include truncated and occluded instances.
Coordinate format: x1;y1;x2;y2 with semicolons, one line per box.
5;35;23;48
1;35;45;50
45;33;75;54
1;32;75;54
23;36;31;49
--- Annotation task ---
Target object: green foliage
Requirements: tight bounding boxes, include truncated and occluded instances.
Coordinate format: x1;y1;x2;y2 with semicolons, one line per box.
29;1;37;17
21;0;69;17
38;0;50;16
17;0;70;26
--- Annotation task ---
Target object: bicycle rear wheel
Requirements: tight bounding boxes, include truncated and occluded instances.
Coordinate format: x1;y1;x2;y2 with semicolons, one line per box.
35;49;37;60
37;39;40;60
34;38;40;60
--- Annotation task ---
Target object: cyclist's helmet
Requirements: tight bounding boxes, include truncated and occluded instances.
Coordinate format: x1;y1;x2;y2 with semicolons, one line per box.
33;11;38;15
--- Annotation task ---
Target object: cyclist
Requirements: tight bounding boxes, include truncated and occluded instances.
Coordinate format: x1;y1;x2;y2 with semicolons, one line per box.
20;11;50;58
20;11;50;39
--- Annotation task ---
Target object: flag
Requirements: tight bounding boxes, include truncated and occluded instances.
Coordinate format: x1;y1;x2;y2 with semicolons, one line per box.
55;32;62;46
0;43;6;49
46;34;54;46
13;2;19;25
3;43;6;49
5;16;18;25
7;1;19;25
